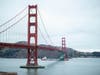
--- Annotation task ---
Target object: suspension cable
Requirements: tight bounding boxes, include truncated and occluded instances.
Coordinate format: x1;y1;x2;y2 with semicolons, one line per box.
0;6;27;27
38;9;54;45
38;26;49;44
0;14;27;34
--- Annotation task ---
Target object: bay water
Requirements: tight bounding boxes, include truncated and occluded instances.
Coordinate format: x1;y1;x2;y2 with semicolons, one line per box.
0;58;100;75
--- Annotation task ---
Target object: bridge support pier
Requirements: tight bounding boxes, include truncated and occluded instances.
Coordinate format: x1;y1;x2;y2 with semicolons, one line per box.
20;65;45;69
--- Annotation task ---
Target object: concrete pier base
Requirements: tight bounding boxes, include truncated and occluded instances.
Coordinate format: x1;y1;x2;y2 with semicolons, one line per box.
20;65;45;69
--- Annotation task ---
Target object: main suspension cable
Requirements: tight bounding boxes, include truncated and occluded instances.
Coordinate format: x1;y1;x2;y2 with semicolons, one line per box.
0;6;27;27
38;9;54;45
38;27;49;44
0;14;27;34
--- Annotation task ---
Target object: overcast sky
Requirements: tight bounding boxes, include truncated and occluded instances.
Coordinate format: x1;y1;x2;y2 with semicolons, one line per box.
0;0;100;52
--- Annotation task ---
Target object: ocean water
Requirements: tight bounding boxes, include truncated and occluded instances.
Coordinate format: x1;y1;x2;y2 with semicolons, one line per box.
0;58;100;75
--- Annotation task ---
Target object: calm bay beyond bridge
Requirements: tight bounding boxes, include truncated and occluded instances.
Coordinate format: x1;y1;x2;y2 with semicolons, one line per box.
0;5;68;68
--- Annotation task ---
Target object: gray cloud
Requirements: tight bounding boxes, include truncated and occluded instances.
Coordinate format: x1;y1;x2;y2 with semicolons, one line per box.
0;0;100;51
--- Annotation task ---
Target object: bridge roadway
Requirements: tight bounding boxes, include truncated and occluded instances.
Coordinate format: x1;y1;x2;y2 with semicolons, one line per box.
0;42;62;51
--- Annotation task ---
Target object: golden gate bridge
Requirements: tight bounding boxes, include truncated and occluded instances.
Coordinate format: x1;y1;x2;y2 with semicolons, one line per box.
0;5;68;68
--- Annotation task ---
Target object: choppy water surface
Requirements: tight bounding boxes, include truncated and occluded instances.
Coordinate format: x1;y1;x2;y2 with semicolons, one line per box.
0;58;100;75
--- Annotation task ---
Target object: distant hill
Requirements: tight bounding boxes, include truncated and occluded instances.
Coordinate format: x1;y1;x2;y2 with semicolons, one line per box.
0;41;99;58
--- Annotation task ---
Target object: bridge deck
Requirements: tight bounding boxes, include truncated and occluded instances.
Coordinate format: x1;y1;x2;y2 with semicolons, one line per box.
0;42;62;51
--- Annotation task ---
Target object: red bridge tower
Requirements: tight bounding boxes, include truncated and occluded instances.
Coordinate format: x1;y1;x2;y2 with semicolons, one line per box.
27;5;38;66
20;5;44;68
62;37;68;60
62;37;66;50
